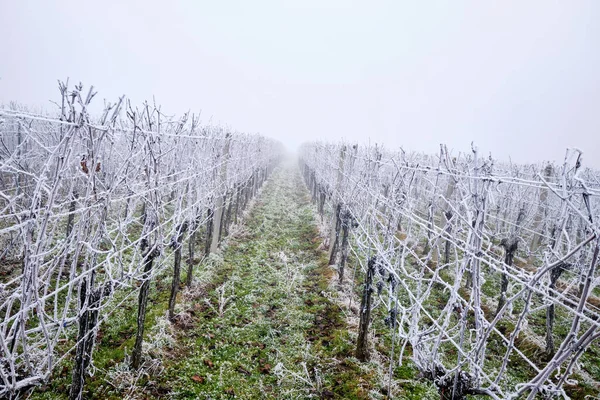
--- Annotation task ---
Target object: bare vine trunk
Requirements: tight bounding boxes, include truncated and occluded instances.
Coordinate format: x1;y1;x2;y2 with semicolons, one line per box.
65;191;78;240
545;262;568;356
211;195;225;253
318;188;326;217
205;208;213;257
338;212;350;283
169;223;188;320
186;223;197;287
356;257;376;361
496;238;516;316
224;191;234;235
328;203;342;265
234;185;241;224
69;279;108;400
131;250;159;370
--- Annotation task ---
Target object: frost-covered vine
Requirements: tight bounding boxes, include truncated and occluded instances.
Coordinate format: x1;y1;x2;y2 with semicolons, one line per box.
0;82;281;398
301;141;600;399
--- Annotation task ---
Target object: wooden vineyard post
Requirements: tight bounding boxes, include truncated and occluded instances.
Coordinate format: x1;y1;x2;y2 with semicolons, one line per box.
186;219;197;287
218;192;228;242
318;187;326;217
233;184;241;224
328;203;342;265
312;171;318;203
440;146;457;265
356;256;376;361
210;133;231;254
252;168;259;197
205;208;213;257
224;190;234;236
530;164;553;253
338;210;351;283
328;145;346;264
545;152;582;356
169;222;188;320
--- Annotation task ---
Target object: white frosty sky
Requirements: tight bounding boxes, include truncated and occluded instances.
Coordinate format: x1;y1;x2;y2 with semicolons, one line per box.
1;1;599;167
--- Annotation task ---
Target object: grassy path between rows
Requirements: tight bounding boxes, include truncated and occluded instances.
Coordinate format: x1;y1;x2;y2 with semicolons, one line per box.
148;162;379;399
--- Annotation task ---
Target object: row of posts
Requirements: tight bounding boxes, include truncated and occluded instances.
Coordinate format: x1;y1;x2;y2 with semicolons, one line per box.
300;154;375;363
70;139;274;400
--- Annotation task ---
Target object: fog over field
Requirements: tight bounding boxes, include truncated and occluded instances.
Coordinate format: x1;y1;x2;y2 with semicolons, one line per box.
1;1;599;166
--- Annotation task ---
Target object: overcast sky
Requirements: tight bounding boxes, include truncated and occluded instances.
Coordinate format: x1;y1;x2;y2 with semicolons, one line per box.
1;1;599;167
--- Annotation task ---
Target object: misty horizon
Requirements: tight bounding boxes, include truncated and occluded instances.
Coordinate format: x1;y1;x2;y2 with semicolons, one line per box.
1;1;599;168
